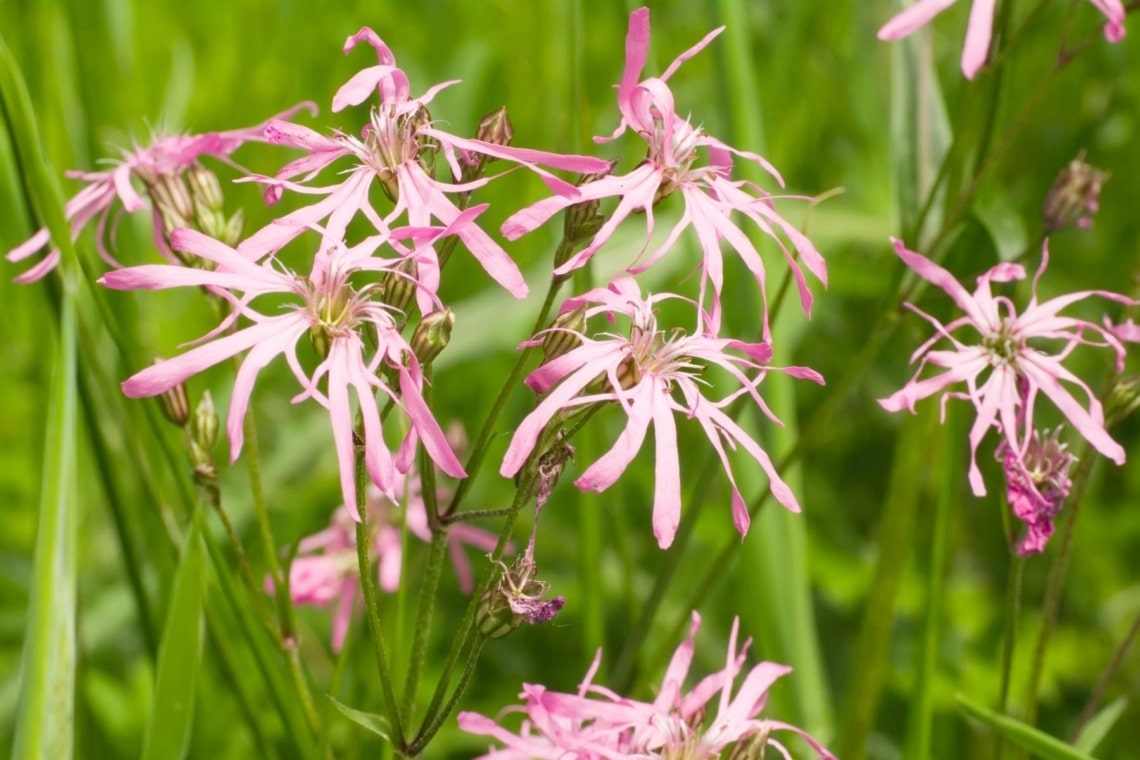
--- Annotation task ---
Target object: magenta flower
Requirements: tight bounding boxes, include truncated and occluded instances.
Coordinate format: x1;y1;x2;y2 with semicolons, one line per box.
99;226;466;518
500;7;826;337
277;477;500;651
998;425;1074;555
238;28;608;313
6;103;315;283
878;0;1125;79
500;277;823;549
879;238;1132;497
458;611;834;758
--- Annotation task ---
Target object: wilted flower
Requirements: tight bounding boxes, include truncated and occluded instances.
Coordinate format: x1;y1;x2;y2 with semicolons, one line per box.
276;477;500;651
501;7;826;337
500;277;823;549
458;611;835;758
878;0;1125;80
99;226;466;517
6;103;315;283
238;28;608;314
879;238;1132;497
998;426;1074;555
1043;154;1109;232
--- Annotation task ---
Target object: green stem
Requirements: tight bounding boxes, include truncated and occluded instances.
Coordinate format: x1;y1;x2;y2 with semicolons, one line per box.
1022;440;1097;728
996;555;1026;760
401;529;449;729
354;451;406;747
200;474;275;632
1070;604;1140;742
443;276;564;519
406;638;487;757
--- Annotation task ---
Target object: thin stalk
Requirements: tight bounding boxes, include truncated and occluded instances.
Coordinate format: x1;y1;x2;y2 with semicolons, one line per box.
406;638;487;756
200;475;275;632
204;608;277;759
444;276;564;518
401;529;449;729
442;507;511;523
996;556;1026;760
1022;440;1097;727
242;411;322;737
1070;606;1140;741
354;449;406;747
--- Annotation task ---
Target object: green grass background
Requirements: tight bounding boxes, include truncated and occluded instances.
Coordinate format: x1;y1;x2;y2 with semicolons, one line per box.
2;0;1140;757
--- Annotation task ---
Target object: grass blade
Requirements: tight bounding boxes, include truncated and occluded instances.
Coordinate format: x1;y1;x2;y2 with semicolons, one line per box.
1073;697;1127;755
141;512;207;760
956;695;1096;760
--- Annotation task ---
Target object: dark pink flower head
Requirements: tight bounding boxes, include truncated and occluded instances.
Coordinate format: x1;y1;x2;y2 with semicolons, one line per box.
458;611;835;758
274;473;500;651
99;226;467;518
998;426;1074;555
7;103;316;283
878;0;1125;80
500;277;823;549
879;238;1133;497
500;7;826;338
238;28;608;314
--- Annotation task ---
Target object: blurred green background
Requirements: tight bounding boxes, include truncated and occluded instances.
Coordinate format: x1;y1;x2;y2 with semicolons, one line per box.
2;0;1140;758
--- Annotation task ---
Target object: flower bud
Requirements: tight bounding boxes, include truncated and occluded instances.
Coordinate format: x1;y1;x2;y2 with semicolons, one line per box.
1043;153;1109;232
157;376;191;428
476;586;523;639
541;305;587;364
381;259;419;316
1106;375;1140;426
561;162;615;251
476;106;514;149
187;164;225;214
410;309;454;364
191;391;219;455
147;173;195;239
535;434;574;508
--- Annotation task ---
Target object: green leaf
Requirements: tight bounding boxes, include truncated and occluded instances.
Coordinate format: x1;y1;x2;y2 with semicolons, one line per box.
141;513;206;760
328;695;393;741
956;695;1097;760
12;299;78;760
973;200;1028;262
1074;697;1127;755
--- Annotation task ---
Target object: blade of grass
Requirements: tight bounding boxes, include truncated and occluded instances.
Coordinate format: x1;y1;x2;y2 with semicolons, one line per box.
142;510;207;760
956;695;1096;760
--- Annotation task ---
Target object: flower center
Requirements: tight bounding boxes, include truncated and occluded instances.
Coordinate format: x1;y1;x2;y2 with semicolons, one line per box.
648;118;704;204
983;320;1022;367
344;105;436;202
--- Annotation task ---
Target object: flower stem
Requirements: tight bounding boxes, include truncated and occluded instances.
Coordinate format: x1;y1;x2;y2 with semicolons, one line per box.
353;448;406;747
401;528;448;729
1021;440;1097;728
443;275;564;519
406;638;487;757
996;555;1025;760
1070;604;1140;742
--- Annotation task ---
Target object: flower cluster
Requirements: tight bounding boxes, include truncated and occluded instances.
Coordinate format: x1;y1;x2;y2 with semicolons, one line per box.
459;611;834;758
879;239;1133;551
278;476;499;651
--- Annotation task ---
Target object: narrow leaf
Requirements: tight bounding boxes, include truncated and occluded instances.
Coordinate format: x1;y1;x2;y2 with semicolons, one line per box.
141;513;207;760
1074;697;1127;755
956;695;1097;760
12;300;78;760
328;695;393;741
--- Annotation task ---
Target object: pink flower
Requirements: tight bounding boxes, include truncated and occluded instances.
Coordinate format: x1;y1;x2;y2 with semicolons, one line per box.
277;477;500;651
879;238;1132;497
6;103;316;283
998;425;1074;555
878;0;1125;80
500;7;826;338
458;611;834;759
99;226;466;518
499;277;823;549
238;28;608;314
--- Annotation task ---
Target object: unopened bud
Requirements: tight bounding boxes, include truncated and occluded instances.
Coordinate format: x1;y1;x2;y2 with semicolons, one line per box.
1043;153;1108;232
381;259;419;316
461;107;515;182
191;391;219;455
476;586;522;639
147;173;195;238
535;434;574;508
410;309;454;364
1107;375;1140;426
219;209;245;248
561;162;615;251
187;164;225;214
541;305;587;364
476;107;514;149
157;376;191;428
